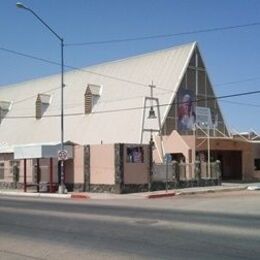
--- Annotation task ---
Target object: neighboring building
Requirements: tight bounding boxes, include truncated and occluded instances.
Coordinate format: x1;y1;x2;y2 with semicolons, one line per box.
0;42;259;192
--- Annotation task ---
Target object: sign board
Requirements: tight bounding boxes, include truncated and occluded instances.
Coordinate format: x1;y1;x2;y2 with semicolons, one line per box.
58;150;68;161
164;153;172;163
196;106;213;129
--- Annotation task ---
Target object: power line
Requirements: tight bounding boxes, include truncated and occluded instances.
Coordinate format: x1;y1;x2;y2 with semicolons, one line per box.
9;88;260;114
2;46;260;108
3;45;260;95
0;46;168;92
219;99;260;107
65;21;260;47
3;44;260;92
215;76;260;87
0;47;61;67
4;89;260;119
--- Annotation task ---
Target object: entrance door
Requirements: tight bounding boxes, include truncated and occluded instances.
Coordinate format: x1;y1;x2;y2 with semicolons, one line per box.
219;151;242;180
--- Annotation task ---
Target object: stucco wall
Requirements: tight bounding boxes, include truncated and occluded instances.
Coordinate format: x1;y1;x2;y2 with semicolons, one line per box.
252;143;260;180
196;138;255;180
182;135;196;163
124;144;149;184
73;145;84;183
154;131;194;163
90;144;115;185
0;153;14;182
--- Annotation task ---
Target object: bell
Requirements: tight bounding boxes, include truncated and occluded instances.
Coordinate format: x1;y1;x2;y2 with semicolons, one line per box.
148;107;156;119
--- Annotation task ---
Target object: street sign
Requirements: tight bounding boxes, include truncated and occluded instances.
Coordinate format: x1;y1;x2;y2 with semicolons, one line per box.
58;150;68;161
164;153;172;163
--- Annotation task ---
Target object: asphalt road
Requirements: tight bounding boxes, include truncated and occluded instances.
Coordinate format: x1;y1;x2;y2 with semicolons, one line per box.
0;190;260;260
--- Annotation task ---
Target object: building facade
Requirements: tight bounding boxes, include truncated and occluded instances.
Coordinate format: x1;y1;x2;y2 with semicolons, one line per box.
0;42;259;192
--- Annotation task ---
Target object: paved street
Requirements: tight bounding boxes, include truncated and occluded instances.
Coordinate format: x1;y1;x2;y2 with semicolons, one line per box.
0;190;260;259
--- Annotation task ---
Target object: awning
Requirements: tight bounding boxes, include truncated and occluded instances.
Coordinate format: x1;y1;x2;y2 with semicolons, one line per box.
13;142;74;160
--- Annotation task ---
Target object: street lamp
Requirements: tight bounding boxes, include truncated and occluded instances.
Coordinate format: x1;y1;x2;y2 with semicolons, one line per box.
16;2;66;193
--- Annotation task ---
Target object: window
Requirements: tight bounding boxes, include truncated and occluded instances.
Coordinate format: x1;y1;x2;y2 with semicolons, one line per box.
127;146;144;163
254;159;260;170
0;162;4;180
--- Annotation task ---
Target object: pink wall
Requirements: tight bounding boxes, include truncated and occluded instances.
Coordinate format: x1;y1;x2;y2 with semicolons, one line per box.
73;145;84;183
252;143;260;180
124;145;149;184
153;131;193;163
90;144;115;185
0;153;14;183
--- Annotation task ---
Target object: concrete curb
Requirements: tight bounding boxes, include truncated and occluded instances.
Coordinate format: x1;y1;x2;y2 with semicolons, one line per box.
147;192;176;199
0;191;71;199
176;186;247;196
0;185;249;200
71;194;90;199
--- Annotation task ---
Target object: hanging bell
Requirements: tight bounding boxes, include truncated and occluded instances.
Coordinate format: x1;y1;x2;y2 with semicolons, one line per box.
148;106;156;119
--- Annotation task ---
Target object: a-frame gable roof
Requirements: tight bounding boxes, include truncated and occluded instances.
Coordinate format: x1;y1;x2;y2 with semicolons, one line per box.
0;42;203;145
162;43;229;136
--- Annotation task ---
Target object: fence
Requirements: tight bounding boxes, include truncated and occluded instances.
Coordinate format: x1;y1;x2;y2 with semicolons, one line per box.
0;161;56;191
153;163;174;182
0;164;20;181
152;160;221;183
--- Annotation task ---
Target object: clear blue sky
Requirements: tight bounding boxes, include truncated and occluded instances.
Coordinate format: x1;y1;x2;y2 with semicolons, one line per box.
1;0;260;133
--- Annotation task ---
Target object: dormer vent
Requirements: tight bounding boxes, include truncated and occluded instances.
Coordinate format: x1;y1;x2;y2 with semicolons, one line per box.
84;84;102;114
35;94;51;119
0;101;12;124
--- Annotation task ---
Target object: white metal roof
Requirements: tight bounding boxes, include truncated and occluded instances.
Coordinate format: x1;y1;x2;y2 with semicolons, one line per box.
14;142;73;159
38;93;52;104
0;42;196;147
0;101;12;111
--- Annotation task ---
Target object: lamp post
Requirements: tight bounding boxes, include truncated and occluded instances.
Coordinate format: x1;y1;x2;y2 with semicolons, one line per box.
16;2;66;193
198;122;211;178
207;123;211;178
202;122;211;178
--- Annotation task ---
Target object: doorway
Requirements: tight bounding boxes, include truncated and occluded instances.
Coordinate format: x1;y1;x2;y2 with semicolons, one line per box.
215;151;242;180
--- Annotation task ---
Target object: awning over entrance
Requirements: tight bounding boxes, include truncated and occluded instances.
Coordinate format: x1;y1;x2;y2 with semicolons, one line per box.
13;142;73;160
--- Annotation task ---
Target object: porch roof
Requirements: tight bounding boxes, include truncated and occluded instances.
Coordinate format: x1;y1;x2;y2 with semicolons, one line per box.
13;141;74;160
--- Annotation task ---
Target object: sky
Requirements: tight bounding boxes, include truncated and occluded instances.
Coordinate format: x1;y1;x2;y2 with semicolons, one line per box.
1;0;260;133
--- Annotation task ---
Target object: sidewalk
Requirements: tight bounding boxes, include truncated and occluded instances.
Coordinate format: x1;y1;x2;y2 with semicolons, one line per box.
1;182;258;200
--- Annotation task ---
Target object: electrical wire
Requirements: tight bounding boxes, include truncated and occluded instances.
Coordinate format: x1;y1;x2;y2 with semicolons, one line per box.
0;46;168;92
4;89;260;119
219;99;260;107
215;76;260;87
65;21;260;47
2;46;260;108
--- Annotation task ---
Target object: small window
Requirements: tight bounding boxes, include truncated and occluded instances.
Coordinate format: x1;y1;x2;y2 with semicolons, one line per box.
254;159;260;170
0;162;4;179
127;146;144;163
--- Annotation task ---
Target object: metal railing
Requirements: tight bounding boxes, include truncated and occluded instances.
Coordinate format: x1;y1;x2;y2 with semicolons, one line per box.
152;160;221;183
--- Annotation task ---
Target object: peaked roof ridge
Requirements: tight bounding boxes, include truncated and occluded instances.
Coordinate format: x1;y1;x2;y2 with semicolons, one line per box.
80;41;197;71
0;41;197;91
160;41;197;125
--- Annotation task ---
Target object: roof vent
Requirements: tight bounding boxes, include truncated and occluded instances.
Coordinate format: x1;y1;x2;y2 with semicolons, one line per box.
0;101;12;124
84;84;102;114
35;94;52;119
